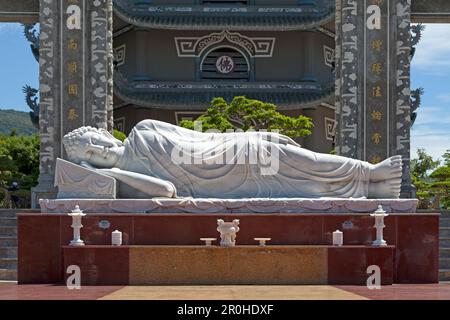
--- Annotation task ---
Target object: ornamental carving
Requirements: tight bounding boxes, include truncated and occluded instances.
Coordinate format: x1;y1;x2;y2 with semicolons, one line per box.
175;30;275;58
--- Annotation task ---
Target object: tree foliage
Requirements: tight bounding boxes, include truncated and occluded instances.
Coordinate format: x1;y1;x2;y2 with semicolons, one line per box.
412;148;450;210
410;148;440;179
0;133;40;207
180;96;314;139
113;129;127;142
443;149;450;167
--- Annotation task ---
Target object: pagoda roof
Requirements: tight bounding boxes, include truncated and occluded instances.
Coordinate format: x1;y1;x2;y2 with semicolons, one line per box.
113;0;335;31
113;71;334;111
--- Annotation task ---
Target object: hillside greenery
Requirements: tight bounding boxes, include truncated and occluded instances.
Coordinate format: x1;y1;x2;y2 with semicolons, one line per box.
0;109;37;136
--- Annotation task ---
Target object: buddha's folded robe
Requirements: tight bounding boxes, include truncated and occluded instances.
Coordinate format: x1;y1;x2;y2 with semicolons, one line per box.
114;120;371;198
55;158;117;199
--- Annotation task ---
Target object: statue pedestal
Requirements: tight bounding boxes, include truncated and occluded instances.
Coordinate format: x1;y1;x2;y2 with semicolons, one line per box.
62;245;396;285
31;175;57;209
39;198;419;214
17;211;439;285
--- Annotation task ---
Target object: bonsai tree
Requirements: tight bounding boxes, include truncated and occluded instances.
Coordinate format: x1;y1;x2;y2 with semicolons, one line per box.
180;96;314;139
113;129;127;142
411;148;440;180
410;148;441;209
429;166;450;210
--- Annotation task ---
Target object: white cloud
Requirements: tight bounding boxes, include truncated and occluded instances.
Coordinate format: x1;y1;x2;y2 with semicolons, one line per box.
411;120;450;159
437;93;450;103
413;24;450;74
0;23;22;34
411;132;450;159
413;106;450;126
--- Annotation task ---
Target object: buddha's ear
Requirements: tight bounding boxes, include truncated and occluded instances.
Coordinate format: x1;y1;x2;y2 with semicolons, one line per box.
99;128;124;147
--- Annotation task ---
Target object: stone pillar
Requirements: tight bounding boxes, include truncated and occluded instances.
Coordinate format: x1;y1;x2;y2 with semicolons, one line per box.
335;0;413;198
32;0;114;208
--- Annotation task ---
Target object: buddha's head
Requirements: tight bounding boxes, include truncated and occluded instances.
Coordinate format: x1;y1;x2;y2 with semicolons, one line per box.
63;127;124;168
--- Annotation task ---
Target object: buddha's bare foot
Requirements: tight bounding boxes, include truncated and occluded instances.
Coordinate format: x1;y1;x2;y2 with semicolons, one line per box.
369;156;403;182
368;178;402;199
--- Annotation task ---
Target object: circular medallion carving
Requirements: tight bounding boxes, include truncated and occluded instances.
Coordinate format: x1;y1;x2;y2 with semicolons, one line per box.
216;55;234;74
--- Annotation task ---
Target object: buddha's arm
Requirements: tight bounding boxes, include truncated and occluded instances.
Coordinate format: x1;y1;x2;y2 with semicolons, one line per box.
97;168;177;198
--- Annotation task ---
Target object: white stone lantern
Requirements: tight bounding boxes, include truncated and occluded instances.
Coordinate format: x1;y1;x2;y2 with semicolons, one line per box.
68;205;86;246
370;205;389;247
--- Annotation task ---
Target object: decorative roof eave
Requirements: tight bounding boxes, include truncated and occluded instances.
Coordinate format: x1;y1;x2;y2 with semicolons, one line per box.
113;71;335;111
113;0;335;31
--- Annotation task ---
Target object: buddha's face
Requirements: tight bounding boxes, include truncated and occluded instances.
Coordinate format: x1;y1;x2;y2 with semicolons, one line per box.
78;131;124;168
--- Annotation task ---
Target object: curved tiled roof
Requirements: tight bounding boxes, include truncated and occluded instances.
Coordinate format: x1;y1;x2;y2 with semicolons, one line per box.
114;71;334;111
113;0;335;31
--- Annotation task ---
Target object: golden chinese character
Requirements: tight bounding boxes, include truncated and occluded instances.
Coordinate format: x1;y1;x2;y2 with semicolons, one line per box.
371;110;382;121
372;86;382;98
68;39;78;50
68;84;78;96
372;40;383;52
67;108;79;121
371;63;382;75
371;133;382;145
370;155;382;164
67;62;77;74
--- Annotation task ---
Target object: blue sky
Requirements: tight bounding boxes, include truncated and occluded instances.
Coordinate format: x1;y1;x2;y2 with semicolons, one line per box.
0;23;39;111
0;22;449;161
410;24;450;162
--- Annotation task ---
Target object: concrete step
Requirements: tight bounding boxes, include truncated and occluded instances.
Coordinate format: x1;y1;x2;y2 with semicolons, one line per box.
0;258;17;269
440;227;450;238
0;227;16;237
0;211;17;218
440;248;450;258
440;238;450;248
0;218;17;227
440;269;450;282
0;237;17;247
0;269;17;281
440;258;450;269
0;247;17;258
440;218;450;228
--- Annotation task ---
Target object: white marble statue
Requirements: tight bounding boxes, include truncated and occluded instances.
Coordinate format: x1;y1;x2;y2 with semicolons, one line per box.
62;119;403;199
217;219;240;247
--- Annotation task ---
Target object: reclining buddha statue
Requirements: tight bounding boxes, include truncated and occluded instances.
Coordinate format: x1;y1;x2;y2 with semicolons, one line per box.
61;119;403;199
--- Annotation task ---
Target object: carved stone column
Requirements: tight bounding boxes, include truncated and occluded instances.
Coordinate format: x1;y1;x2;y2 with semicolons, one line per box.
32;0;114;208
335;0;413;198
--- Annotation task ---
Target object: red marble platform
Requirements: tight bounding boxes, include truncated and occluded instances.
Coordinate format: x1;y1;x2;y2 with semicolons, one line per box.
17;212;439;284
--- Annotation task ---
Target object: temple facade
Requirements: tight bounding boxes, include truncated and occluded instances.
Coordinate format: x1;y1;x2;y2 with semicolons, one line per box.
112;0;337;153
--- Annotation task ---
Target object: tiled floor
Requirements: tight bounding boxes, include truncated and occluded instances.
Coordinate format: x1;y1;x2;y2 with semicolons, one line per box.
0;284;450;300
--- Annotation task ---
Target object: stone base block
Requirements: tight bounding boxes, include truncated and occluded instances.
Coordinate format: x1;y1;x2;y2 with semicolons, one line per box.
62;245;394;286
39;198;419;214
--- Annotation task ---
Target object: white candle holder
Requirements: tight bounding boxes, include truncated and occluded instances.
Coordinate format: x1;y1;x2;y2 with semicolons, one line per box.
332;230;343;246
370;205;389;247
254;238;271;247
200;238;217;246
112;230;122;246
68;205;86;246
